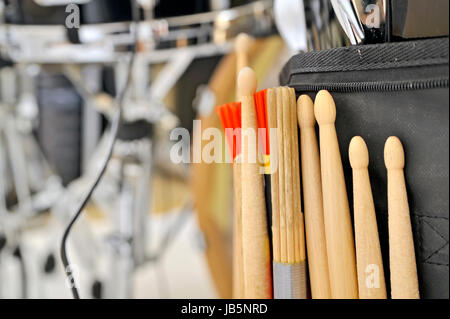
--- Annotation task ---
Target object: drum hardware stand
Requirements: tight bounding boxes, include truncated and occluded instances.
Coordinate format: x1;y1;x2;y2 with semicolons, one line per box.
0;65;64;298
0;0;276;298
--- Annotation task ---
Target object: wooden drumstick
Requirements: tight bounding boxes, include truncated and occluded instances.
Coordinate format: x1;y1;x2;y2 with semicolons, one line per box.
314;90;358;299
385;136;420;299
232;33;251;299
235;33;253;76
297;95;331;299
232;37;246;295
238;67;272;299
232;161;244;299
349;136;386;299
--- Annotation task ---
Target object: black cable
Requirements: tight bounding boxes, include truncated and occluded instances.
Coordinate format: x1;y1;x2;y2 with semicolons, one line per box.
13;245;27;299
59;0;140;299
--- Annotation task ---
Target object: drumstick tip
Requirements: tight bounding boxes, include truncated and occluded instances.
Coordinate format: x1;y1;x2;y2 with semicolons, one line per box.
297;94;315;128
349;136;369;169
237;67;257;97
235;33;253;54
314;90;336;125
384;136;405;170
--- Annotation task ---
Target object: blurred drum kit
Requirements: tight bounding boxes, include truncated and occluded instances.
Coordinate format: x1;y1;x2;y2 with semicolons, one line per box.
0;0;275;298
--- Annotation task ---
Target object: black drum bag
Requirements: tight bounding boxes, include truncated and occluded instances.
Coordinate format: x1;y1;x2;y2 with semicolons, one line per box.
280;37;449;299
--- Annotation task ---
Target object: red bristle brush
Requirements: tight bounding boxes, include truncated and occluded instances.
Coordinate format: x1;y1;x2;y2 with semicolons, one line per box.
216;104;233;160
254;90;273;246
216;102;244;298
255;90;269;155
216;102;242;162
217;91;273;298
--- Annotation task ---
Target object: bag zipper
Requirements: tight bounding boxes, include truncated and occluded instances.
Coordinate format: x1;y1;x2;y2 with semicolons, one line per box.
291;77;449;93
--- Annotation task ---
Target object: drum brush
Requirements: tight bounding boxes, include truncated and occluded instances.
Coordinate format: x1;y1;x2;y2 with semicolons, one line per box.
385;136;420;299
265;88;280;264
254;89;273;241
238;67;272;299
216;102;243;298
314;90;358;299
297;94;331;299
349;136;386;299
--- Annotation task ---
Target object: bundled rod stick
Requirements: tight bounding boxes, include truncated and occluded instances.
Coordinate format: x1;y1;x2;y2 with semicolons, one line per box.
290;88;307;298
276;87;287;263
289;88;305;263
314;90;358;299
239;67;272;299
272;88;306;299
282;88;295;264
297;95;331;299
385;136;419;299
288;89;299;262
349;136;387;299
